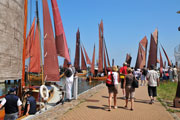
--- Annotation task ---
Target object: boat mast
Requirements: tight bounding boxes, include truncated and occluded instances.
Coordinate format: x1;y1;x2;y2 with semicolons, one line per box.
36;0;44;85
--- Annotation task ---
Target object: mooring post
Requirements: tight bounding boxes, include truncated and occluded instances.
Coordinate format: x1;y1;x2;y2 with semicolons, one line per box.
73;76;78;100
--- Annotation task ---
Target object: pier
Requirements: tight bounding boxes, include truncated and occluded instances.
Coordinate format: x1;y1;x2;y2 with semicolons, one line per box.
30;83;178;120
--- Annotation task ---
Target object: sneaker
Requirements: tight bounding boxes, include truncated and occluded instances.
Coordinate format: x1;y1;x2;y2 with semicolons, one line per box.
152;100;154;103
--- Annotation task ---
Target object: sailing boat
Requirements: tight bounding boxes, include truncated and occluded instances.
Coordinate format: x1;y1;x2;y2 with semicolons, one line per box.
89;20;110;81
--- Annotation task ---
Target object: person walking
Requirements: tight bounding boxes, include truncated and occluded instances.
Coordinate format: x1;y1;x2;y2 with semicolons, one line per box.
140;65;148;86
65;62;75;102
119;62;127;98
123;68;136;111
0;88;22;120
173;65;178;82
106;66;119;111
146;64;160;104
23;91;36;116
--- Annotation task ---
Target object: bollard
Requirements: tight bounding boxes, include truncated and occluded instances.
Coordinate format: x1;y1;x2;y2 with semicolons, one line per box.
73;76;78;100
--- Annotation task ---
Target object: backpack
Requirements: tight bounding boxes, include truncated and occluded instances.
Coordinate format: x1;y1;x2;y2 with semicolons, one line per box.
106;72;114;87
142;69;148;76
65;68;72;77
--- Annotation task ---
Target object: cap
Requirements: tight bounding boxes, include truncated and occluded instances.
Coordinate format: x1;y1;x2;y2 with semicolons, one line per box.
67;62;71;65
9;88;16;92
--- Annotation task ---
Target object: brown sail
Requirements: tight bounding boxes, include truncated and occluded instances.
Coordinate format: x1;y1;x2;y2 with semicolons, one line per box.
91;45;95;75
81;47;87;70
25;18;35;59
140;36;148;66
83;45;91;65
43;0;59;82
135;43;144;69
161;45;172;66
74;28;80;70
29;23;41;73
147;29;158;68
159;49;163;77
51;0;70;62
98;20;104;72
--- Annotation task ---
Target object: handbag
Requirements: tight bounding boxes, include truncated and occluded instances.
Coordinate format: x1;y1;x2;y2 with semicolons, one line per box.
132;76;138;88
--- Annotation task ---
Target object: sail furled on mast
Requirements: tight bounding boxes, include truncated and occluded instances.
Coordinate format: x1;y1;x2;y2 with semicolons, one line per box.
104;39;110;67
159;49;163;77
81;47;87;70
83;45;91;65
161;44;172;66
147;29;158;68
98;20;104;73
43;0;59;82
51;0;70;62
29;23;41;73
125;54;132;66
104;48;107;74
74;28;80;70
91;45;95;75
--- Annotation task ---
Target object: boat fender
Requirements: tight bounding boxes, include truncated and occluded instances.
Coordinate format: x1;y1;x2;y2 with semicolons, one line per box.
40;85;49;101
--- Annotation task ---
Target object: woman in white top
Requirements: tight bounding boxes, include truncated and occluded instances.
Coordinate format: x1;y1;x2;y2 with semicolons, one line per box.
107;66;119;111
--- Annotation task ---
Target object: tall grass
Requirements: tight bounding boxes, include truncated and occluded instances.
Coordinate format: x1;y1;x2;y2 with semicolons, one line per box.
157;81;177;101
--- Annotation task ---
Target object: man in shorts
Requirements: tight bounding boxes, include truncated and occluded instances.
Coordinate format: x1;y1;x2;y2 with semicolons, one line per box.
119;62;127;98
146;64;159;104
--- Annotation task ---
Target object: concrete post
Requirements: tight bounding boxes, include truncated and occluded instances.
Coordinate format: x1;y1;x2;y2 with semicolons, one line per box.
73;76;78;100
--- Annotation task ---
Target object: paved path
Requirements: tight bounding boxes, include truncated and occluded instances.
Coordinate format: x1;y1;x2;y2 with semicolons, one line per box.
59;84;173;120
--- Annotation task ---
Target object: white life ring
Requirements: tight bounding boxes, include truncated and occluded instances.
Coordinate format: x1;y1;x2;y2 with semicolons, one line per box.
40;85;49;101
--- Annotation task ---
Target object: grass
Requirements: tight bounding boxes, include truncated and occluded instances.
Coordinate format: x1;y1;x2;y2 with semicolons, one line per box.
157;81;177;101
157;81;180;113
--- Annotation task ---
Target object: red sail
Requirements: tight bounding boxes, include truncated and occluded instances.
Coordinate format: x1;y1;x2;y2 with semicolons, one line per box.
43;0;59;82
29;24;41;73
147;29;158;68
140;36;148;66
26;18;35;59
83;45;91;65
81;47;87;70
104;48;107;74
74;28;80;70
98;20;103;72
161;45;172;66
159;50;163;77
135;43;144;69
91;45;95;75
51;0;70;62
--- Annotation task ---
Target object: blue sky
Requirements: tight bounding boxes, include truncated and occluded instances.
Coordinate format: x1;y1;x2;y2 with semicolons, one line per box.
27;0;180;67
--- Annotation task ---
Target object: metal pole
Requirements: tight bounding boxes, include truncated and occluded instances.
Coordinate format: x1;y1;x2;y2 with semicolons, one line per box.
73;76;78;99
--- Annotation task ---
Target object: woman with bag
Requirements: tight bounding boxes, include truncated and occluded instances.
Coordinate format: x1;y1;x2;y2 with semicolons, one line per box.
106;66;119;111
123;68;136;111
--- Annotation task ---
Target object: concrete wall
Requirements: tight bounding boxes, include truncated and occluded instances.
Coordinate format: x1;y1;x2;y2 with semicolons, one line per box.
0;0;24;81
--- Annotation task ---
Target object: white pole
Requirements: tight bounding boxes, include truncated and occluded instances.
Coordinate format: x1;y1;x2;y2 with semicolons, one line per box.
73;76;78;99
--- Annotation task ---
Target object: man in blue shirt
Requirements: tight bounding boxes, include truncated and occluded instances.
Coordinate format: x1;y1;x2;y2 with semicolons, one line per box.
0;87;22;120
24;91;36;115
